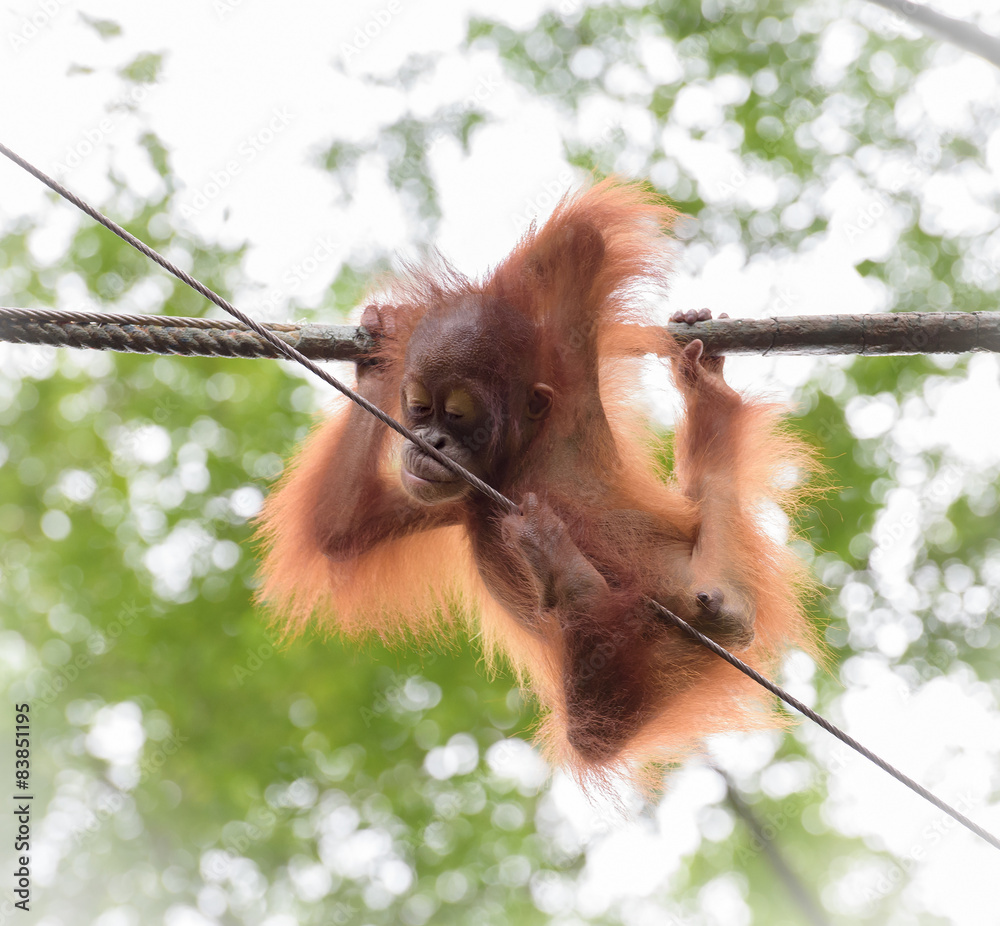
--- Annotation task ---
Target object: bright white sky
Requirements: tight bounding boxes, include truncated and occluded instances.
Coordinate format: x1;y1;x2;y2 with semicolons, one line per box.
2;1;1000;923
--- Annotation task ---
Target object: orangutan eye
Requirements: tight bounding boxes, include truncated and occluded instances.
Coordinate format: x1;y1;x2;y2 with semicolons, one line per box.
444;388;476;421
404;383;432;415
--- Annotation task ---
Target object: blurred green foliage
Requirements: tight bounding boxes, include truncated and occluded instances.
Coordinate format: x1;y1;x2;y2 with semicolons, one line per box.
2;1;998;923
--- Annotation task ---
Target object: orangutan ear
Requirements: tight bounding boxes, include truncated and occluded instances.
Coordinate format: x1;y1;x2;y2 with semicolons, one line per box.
526;383;554;420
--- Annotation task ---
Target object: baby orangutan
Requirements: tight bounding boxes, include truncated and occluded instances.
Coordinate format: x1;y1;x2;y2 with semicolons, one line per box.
258;180;814;787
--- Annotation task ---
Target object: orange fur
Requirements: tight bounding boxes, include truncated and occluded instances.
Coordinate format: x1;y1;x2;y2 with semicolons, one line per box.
256;178;817;792
256;401;476;643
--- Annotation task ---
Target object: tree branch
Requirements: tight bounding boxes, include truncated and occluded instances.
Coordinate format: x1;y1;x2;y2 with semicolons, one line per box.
713;766;831;926
863;0;1000;69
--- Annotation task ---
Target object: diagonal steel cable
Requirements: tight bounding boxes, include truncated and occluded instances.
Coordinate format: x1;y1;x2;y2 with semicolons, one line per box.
0;141;516;514
3;139;998;851
652;602;1000;851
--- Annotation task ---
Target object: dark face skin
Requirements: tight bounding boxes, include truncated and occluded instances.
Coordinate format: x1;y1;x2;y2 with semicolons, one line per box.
399;308;553;505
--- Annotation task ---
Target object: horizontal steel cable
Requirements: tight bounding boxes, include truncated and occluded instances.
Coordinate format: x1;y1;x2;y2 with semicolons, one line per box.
0;142;515;514
0;307;307;358
2;305;998;358
3;140;997;851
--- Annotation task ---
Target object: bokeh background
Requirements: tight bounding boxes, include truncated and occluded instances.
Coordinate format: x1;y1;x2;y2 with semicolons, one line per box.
2;1;1000;923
